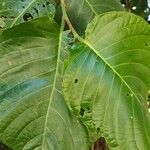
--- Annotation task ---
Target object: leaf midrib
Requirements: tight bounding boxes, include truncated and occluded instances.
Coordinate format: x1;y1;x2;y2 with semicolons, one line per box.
83;39;147;110
85;0;97;15
41;21;64;149
83;39;150;146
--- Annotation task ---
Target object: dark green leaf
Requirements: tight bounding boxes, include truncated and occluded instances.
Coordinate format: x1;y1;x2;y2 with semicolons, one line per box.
63;0;124;34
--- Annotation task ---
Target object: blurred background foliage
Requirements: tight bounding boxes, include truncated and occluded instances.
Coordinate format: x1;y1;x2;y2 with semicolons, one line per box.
0;0;150;150
121;0;150;22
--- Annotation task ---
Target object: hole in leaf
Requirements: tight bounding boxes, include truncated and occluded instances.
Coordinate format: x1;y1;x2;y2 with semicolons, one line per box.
23;13;33;21
74;79;78;83
80;108;85;117
96;127;100;134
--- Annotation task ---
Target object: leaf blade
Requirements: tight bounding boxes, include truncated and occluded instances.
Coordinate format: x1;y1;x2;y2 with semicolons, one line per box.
63;12;150;149
0;17;89;150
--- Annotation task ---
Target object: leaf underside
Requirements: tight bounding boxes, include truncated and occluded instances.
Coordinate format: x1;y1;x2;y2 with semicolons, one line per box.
63;12;150;149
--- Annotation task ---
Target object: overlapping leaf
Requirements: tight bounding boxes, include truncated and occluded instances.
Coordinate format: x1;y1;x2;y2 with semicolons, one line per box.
63;12;150;149
0;0;56;29
0;17;89;150
63;0;124;34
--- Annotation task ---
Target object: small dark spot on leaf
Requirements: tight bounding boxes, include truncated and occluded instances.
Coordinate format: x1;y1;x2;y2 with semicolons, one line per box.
23;13;33;21
68;42;74;47
80;108;85;117
74;79;78;83
43;4;46;7
37;3;40;5
86;107;90;110
86;107;90;112
10;16;15;19
145;43;148;46
126;93;129;96
46;1;50;5
0;15;6;19
96;127;100;134
22;6;25;8
34;7;38;14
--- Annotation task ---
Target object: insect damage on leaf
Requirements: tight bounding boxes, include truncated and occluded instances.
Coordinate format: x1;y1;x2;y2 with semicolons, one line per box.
0;0;56;28
74;78;78;83
23;13;33;21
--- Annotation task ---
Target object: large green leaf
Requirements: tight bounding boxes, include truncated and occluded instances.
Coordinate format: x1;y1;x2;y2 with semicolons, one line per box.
62;0;124;34
0;17;89;150
63;12;150;149
0;0;56;29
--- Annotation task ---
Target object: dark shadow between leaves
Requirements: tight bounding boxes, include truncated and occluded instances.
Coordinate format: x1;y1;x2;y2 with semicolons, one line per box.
90;137;109;150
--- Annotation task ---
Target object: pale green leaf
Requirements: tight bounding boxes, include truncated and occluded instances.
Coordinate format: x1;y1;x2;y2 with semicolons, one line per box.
63;12;150;149
0;17;89;150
